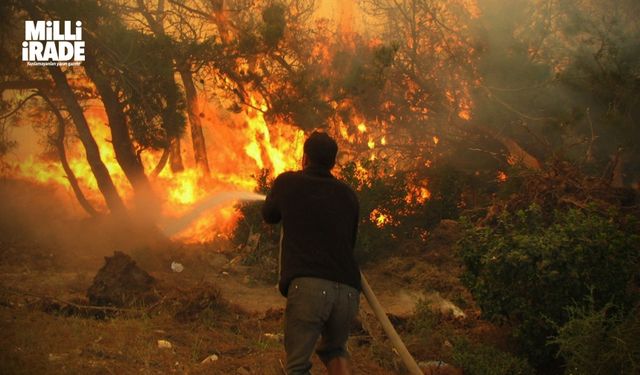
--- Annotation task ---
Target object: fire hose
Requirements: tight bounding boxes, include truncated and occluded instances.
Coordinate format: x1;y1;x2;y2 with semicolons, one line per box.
360;272;424;375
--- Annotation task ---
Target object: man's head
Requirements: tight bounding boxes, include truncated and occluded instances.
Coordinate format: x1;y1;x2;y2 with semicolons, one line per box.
303;131;338;170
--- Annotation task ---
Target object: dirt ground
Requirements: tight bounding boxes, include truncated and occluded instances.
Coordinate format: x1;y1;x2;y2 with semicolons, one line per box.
0;180;507;374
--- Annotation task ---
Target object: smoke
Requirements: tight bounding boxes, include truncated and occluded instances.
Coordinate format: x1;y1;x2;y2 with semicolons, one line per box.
0;179;164;269
160;191;266;237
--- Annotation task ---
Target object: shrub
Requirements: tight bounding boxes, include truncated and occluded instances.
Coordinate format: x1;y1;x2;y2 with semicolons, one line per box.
341;160;477;261
407;300;449;356
457;204;640;367
452;338;535;375
551;298;640;375
340;159;412;261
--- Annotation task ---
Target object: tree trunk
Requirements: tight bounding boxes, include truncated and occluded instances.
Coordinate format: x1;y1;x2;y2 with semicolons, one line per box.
178;66;210;176
137;0;213;178
151;145;170;177
474;124;542;170
47;66;127;214
40;92;99;217
83;59;156;204
169;137;184;172
136;1;195;175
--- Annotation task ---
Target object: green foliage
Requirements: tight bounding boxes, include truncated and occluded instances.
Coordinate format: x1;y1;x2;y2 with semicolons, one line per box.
419;164;468;228
261;3;286;49
458;204;640;367
551;298;640;375
407;300;454;357
97;26;186;149
268;69;333;130
451;338;535;375
476;0;640;182
331;42;397;121
338;160;478;262
339;159;410;262
409;300;441;338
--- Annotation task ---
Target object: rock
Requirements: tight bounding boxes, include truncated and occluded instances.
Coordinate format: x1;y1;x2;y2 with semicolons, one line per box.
263;333;283;342
171;261;184;273
48;353;67;361
419;360;463;375
201;354;219;364
87;251;156;307
157;339;172;349
420;292;466;319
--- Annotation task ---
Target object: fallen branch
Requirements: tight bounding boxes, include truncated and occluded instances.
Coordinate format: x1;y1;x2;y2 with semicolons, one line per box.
0;284;150;315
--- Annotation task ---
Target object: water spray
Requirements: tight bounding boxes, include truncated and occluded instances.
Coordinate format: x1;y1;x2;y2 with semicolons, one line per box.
160;191;266;237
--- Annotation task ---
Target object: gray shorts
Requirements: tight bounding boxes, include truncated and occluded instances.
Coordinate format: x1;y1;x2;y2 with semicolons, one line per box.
284;277;360;375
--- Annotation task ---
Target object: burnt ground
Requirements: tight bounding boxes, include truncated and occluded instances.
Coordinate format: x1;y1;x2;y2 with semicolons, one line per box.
0;180;510;374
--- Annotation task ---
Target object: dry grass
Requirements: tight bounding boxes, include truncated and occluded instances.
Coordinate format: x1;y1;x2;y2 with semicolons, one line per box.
0;179;510;375
0;249;394;375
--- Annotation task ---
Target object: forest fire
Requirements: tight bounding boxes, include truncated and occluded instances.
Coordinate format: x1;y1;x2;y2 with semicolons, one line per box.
9;91;304;242
2;1;640;375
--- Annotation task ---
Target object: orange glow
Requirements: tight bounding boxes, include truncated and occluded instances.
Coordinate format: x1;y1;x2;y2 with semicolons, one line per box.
405;183;431;205
5;0;484;244
458;109;472;121
497;171;508;182
9;91;304;243
369;208;392;228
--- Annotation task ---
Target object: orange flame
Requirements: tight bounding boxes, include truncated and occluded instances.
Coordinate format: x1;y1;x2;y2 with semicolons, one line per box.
9;92;304;243
369;208;392;228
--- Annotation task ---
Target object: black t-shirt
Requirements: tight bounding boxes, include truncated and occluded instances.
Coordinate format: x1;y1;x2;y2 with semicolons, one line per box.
262;166;361;296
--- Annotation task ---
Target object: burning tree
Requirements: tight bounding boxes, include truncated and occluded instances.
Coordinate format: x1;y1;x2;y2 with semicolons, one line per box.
1;0;638;244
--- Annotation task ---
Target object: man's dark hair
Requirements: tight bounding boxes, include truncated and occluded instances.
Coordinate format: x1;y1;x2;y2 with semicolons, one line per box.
304;131;338;170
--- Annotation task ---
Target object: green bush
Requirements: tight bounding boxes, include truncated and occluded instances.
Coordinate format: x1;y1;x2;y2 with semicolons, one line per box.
551;298;640;375
340;159;411;261
452;338;535;375
407;300;449;356
418;164;468;228
341;160;476;261
457;204;640;367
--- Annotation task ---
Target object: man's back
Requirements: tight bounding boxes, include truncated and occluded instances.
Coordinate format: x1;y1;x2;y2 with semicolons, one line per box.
262;166;361;296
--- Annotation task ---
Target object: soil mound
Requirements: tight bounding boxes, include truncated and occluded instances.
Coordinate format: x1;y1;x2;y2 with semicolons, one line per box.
87;251;156;307
174;282;228;322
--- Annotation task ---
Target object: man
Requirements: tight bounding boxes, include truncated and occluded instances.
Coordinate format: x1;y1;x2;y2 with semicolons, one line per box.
262;131;361;375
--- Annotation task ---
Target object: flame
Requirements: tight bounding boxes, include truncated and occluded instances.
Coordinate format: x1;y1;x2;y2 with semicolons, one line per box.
369;208;392;228
5;0;484;244
458;109;472;121
497;171;508;182
405;185;431;205
8;90;303;243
